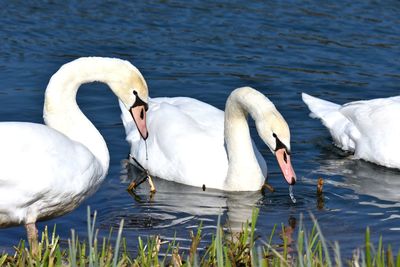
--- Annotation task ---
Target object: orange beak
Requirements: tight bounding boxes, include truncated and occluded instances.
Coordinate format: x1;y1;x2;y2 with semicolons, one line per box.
130;105;148;140
275;148;296;185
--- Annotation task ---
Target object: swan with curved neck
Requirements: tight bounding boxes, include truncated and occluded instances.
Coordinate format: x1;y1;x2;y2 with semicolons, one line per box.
0;57;149;252
120;86;296;191
224;87;295;190
44;57;149;172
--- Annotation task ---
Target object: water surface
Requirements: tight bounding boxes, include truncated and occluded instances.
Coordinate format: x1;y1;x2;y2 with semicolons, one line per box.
1;0;400;259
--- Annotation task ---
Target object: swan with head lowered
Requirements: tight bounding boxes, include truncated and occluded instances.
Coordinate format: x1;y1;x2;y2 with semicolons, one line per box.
0;57;149;252
120;86;296;191
302;93;400;169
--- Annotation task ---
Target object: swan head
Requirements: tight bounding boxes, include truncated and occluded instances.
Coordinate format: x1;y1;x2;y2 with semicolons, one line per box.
110;61;149;140
256;108;297;185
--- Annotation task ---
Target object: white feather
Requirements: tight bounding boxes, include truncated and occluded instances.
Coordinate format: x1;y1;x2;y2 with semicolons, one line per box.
302;93;400;169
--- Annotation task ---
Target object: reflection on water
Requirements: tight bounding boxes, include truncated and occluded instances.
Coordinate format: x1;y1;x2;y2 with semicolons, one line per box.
121;161;263;232
101;160;275;252
115;154;400;257
313;155;400;203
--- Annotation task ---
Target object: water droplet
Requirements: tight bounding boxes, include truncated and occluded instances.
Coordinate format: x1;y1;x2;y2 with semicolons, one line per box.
289;185;296;204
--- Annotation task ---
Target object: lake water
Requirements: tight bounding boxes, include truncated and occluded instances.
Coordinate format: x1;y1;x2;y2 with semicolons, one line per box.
1;0;400;259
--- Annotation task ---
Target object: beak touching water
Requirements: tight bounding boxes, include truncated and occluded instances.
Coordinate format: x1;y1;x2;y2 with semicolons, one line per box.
130;105;148;140
275;148;296;185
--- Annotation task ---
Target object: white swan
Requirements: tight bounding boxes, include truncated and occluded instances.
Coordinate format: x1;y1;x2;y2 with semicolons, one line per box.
120;86;296;191
0;57;149;251
302;93;400;169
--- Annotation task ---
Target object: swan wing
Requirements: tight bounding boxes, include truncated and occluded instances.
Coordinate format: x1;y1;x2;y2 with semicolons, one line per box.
120;97;266;189
339;96;400;167
120;97;223;144
340;96;400;131
121;97;227;188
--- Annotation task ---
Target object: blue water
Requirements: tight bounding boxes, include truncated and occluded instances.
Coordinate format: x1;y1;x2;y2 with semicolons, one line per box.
1;0;400;259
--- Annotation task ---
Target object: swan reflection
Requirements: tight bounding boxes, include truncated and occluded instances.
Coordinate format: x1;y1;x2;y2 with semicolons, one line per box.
315;156;400;203
121;161;264;231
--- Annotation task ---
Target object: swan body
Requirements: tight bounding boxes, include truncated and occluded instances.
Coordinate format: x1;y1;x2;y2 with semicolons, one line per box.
0;122;102;226
121;87;296;191
302;93;400;169
0;57;149;246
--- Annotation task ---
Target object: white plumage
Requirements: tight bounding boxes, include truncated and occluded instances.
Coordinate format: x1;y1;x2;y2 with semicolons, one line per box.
0;122;102;226
0;57;149;251
121;87;296;191
302;93;400;169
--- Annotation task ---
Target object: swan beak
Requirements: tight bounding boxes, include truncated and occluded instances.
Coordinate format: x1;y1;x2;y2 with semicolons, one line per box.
275;148;296;185
130;105;148;140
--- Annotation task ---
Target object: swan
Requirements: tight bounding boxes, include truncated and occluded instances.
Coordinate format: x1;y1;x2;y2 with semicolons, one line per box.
120;86;296;191
0;57;149;252
302;93;400;169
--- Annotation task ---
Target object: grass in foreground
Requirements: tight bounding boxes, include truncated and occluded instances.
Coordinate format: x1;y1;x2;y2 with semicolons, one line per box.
0;207;399;266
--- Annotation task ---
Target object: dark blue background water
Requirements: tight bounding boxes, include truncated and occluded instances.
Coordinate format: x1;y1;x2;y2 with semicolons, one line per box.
1;0;400;259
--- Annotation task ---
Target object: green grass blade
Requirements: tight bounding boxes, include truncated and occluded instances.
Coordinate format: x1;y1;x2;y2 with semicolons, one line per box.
366;227;371;267
250;208;259;245
216;215;224;267
334;241;342;267
68;229;77;267
113;218;124;267
310;213;332;267
267;224;277;248
0;254;7;266
377;236;383;267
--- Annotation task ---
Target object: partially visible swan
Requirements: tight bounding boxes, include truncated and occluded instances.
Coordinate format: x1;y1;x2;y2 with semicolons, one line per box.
0;57;149;251
302;93;400;169
120;86;296;191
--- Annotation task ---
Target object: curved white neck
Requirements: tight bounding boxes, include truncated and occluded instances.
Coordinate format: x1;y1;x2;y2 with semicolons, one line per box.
43;58;134;175
224;88;275;191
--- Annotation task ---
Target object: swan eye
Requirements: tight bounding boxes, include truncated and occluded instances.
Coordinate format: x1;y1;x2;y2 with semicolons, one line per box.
130;91;149;111
273;133;287;152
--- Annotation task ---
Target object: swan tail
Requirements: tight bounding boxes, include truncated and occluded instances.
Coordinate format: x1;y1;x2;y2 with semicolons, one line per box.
302;93;358;151
301;93;341;119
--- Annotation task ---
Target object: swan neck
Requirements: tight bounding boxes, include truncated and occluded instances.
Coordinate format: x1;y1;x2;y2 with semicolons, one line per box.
42;58;133;174
224;88;273;190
